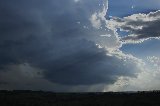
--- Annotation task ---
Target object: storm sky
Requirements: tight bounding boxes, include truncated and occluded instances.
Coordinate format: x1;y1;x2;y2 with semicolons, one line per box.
0;0;160;92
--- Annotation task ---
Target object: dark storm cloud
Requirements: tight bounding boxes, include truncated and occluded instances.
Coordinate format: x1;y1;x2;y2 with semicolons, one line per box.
0;0;142;89
122;20;160;40
41;39;140;85
107;10;160;43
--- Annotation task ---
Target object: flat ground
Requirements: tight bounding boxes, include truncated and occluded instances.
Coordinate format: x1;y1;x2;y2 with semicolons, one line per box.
0;90;160;106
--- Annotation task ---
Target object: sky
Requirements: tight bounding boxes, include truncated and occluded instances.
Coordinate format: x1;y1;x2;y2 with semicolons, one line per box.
0;0;160;92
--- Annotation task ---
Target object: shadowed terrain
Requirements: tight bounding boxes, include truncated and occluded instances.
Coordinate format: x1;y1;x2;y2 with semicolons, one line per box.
0;90;160;106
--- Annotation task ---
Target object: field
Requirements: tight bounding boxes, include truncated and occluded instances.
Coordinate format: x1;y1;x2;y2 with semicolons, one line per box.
0;90;160;106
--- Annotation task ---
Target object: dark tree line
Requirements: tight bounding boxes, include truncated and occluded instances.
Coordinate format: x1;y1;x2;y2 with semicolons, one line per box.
0;90;160;106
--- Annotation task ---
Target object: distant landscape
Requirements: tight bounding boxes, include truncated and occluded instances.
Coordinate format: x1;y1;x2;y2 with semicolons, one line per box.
0;90;160;106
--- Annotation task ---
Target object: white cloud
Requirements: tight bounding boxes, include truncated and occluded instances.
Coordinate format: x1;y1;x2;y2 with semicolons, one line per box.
89;0;108;29
100;34;111;37
90;13;102;29
74;0;80;3
105;56;160;92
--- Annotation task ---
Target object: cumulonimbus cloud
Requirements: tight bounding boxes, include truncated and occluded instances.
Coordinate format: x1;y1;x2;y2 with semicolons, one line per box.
0;0;145;91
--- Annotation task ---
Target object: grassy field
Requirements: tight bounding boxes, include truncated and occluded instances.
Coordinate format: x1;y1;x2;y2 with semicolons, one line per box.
0;90;160;106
